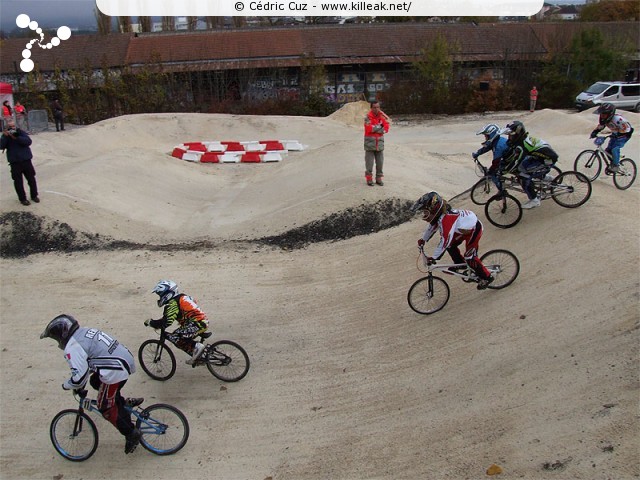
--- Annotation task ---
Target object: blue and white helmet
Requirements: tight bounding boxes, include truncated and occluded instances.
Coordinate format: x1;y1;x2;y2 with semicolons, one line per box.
152;280;179;307
477;124;501;144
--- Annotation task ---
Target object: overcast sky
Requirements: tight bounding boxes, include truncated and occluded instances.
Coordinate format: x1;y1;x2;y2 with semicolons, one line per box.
0;0;98;31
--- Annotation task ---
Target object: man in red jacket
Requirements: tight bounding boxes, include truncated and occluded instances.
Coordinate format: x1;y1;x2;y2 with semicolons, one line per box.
363;101;390;186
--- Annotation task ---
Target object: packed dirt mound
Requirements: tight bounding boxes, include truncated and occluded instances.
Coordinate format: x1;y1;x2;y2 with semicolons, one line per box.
328;100;370;126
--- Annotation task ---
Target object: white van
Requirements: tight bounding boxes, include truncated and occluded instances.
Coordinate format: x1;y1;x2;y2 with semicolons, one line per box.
575;81;640;112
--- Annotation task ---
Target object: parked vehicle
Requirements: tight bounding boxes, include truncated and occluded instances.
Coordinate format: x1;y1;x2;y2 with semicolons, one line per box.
575;81;640;112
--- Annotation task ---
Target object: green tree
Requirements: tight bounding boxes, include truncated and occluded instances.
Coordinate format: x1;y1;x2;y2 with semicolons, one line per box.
568;28;630;84
412;33;458;112
580;0;640;21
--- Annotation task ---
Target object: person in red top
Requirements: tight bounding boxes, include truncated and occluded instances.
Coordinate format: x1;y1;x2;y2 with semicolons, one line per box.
2;100;12;123
529;86;538;112
14;101;27;131
363;101;390;186
411;192;494;290
146;280;210;364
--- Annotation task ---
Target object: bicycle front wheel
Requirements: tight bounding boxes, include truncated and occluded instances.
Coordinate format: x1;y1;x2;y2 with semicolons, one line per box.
551;171;592;208
50;409;99;462
470;177;496;205
206;340;250;382
137;404;190;455
138;340;176;381
407;276;450;315
484;193;522;229
573;149;602;181
613;158;637;190
480;249;520;289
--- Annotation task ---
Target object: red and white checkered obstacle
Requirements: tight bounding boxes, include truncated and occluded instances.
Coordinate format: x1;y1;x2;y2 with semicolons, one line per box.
171;140;306;163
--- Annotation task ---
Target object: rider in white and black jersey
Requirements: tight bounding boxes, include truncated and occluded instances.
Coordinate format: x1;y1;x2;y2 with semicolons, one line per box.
41;314;143;454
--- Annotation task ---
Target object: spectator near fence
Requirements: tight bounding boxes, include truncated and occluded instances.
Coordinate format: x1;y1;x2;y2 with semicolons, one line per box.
52;99;65;131
14;102;28;131
2;100;12;124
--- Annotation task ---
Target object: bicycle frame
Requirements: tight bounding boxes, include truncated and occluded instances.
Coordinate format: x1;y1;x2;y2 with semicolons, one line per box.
150;325;210;362
592;135;627;167
418;247;508;280
73;389;168;436
474;157;555;199
418;248;479;282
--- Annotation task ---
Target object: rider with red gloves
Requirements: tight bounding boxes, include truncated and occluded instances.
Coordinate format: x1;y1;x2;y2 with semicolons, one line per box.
411;192;494;290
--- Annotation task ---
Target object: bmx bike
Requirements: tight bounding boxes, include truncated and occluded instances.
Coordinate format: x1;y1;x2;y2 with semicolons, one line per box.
49;389;189;461
138;324;250;382
407;246;520;314
470;156;562;206
573;135;636;190
483;167;592;229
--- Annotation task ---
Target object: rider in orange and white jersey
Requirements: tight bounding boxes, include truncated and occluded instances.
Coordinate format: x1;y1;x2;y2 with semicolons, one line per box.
147;280;210;364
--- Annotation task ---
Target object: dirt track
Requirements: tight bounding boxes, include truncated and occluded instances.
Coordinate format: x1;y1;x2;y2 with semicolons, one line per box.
1;104;638;479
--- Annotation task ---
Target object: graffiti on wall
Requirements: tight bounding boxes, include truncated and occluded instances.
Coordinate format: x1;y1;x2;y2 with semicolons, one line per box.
244;76;301;101
323;72;391;104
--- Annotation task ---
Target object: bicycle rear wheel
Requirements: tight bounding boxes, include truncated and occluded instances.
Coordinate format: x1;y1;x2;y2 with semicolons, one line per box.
484;193;522;229
407;276;450;315
470;177;496;205
613;158;637;190
550;171;592;208
50;409;99;461
138;340;177;381
206;340;250;382
573;149;602;181
480;249;520;289
137;403;189;455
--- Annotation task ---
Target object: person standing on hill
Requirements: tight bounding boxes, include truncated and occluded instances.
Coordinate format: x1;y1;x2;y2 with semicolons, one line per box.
529;86;538;112
363;101;390;186
1;118;39;206
52;98;65;131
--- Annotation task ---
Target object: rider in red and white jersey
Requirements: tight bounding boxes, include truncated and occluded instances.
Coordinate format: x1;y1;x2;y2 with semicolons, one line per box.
411;192;494;290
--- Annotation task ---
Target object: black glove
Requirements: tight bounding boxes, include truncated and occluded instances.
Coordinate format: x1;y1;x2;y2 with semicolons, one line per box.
590;130;599;139
418;239;425;247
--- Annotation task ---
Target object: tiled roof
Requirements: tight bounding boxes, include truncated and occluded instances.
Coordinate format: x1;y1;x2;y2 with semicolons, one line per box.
1;22;637;76
0;34;132;74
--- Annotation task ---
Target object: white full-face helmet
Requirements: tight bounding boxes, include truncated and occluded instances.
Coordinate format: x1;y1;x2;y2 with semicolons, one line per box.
152;280;179;307
477;123;501;145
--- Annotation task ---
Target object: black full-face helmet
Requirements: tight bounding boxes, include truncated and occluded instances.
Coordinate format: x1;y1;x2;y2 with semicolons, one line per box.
411;191;450;224
596;102;616;124
40;314;80;349
505;121;527;146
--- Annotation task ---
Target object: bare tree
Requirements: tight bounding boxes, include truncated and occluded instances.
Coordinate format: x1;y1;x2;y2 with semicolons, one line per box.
162;17;176;31
205;17;226;29
187;16;198;31
138;16;153;33
117;17;132;33
94;7;112;35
